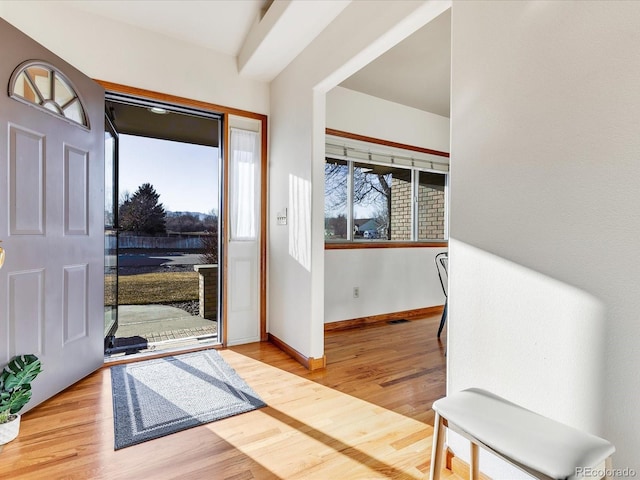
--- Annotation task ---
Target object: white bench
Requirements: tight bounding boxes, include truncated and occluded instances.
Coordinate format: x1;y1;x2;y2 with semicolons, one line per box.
430;388;615;480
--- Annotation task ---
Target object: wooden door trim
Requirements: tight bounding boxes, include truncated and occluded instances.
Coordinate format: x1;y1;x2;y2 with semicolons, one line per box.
95;80;266;121
95;81;268;347
222;113;229;347
326;128;450;158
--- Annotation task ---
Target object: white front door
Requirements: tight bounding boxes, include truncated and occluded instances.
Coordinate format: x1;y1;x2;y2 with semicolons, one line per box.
0;19;104;410
226;121;262;345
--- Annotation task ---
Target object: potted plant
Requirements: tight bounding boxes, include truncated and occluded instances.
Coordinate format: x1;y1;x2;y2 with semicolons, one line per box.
0;354;42;448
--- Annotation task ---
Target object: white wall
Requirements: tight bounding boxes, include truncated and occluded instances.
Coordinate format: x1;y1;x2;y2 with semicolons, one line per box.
325;87;450;323
325;247;447;323
268;0;450;359
449;0;640;472
0;1;269;114
327;86;450;152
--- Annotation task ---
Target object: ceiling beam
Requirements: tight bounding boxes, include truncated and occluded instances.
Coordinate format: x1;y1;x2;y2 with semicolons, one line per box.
237;0;351;82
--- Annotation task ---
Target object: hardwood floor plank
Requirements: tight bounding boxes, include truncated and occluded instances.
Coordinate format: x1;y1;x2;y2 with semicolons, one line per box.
0;315;449;479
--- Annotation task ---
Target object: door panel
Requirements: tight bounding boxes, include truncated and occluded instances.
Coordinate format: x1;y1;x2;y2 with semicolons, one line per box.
0;19;105;411
63;264;89;344
8;269;45;355
9;125;45;235
64;145;90;235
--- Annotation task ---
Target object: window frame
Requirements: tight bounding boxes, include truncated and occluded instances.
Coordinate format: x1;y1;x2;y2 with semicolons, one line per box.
324;129;450;248
9;60;90;129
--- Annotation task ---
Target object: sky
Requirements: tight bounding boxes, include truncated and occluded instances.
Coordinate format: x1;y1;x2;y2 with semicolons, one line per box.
119;134;219;214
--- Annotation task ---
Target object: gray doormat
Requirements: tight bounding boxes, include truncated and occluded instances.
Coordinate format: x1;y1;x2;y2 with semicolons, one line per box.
111;349;266;449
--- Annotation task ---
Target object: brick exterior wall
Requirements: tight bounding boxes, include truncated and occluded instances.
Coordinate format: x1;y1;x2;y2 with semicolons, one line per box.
390;178;412;240
390;177;445;240
418;184;445;240
194;264;218;320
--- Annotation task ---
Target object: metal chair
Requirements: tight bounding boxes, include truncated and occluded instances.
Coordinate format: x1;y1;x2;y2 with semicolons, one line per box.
434;252;448;338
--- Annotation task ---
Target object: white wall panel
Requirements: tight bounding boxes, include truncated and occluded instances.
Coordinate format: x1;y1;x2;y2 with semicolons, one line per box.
327;87;450;153
228;257;259;344
230;258;254;313
325;247;447;323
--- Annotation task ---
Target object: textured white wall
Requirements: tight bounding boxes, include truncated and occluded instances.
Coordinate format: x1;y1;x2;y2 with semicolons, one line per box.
325;248;447;323
327;86;450;152
449;0;640;472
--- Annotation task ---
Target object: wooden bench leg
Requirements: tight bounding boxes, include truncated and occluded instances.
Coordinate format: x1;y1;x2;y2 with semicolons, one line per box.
430;412;446;480
603;456;613;480
470;443;479;480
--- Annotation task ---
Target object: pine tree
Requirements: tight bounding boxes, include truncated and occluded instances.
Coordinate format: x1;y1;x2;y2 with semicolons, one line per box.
118;183;166;235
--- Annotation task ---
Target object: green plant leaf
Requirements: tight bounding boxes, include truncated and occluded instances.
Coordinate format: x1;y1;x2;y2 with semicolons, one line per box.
0;408;10;424
5;388;32;414
3;355;41;391
1;354;41;416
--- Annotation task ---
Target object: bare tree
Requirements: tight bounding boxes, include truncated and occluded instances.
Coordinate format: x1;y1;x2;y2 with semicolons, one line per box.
199;214;219;264
325;159;392;237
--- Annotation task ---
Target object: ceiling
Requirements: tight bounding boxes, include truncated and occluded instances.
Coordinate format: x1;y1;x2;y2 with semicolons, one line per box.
64;0;451;118
339;9;451;118
106;98;220;147
63;0;266;56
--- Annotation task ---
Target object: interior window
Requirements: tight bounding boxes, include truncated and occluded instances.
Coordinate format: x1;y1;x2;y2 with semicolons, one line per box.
324;158;349;239
324;157;447;243
353;162;413;241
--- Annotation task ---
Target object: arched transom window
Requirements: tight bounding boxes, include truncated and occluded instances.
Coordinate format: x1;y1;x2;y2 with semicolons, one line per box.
9;61;89;127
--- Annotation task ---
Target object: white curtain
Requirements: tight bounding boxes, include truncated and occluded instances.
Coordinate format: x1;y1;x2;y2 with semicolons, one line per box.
230;128;260;240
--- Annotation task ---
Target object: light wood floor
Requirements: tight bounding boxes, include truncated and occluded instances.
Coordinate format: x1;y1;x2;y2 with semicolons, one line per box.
0;315;451;480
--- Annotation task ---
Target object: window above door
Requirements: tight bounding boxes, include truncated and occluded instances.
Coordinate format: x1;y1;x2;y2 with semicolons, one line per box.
9;61;88;128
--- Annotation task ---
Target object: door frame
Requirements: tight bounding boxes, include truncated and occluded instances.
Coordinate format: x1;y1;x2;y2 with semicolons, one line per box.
96;80;268;347
104;112;119;349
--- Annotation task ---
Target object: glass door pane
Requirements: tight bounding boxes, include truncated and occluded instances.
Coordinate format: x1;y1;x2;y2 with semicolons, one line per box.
104;115;118;348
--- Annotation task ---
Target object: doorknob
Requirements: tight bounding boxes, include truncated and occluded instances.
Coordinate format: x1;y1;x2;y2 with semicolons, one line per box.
0;240;5;269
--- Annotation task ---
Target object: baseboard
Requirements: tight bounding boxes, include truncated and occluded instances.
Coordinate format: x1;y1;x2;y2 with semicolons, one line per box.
447;448;491;480
268;333;327;371
324;305;444;332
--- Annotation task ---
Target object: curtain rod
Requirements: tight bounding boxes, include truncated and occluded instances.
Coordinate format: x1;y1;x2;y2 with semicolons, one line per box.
325;142;450;170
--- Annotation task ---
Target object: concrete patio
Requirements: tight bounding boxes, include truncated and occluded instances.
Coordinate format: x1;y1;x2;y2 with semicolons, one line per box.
112;305;217;351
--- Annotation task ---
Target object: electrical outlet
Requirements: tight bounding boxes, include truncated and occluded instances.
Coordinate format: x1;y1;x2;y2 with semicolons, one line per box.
353;287;360;298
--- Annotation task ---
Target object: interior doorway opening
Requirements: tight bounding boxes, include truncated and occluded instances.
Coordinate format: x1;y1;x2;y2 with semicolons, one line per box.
104;93;223;357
